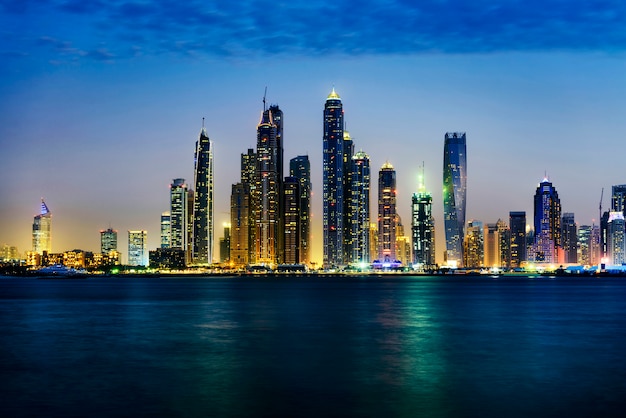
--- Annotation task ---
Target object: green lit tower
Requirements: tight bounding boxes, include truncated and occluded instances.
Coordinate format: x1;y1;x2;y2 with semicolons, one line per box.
443;132;467;267
411;168;435;268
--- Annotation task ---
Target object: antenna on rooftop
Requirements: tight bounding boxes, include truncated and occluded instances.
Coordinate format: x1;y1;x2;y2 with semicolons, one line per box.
263;87;267;111
202;117;205;128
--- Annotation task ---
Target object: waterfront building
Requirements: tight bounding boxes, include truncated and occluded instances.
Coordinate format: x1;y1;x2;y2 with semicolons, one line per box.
254;105;282;266
128;230;147;266
149;248;186;270
100;228;118;254
464;220;484;268
578;225;592;266
378;162;397;263
241;149;257;264
411;171;435;268
283;176;300;265
170;178;188;250
1;244;19;261
607;212;625;265
347;150;370;264
509;211;527;268
290;155;311;265
561;213;578;263
531;178;562;264
395;216;411;267
160;212;171;248
219;223;231;263
369;223;378;263
484;223;499;268
32;199;52;255
497;219;510;268
443;132;467;267
591;225;601;265
230;182;250;268
601;210;609;260
612;184;626;216
192;120;214;265
323;88;345;268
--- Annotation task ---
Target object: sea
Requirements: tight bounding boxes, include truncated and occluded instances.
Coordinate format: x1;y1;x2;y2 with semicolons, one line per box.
2;275;626;418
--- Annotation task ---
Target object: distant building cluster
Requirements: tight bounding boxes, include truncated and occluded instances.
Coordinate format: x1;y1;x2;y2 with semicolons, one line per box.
11;90;626;272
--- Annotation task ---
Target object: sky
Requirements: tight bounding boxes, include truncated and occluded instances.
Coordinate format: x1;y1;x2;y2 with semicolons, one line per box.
1;0;626;264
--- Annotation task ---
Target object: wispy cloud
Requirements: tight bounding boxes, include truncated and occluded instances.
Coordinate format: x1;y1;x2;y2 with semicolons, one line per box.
3;0;626;63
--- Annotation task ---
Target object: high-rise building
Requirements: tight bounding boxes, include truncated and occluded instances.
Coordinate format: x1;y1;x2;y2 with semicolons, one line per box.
395;216;411;267
578;225;592;266
531;178;562;263
254;105;282;266
347;150;370;264
411;170;435;268
611;185;626;216
497;219;510;268
241;149;257;264
230;182;250;268
591;225;601;265
484;222;508;269
219;223;231;263
464;220;484;268
607;212;625;265
32;199;52;255
100;228;118;254
290;155;311;265
443;132;467;267
378;162;397;263
170;178;188;250
283;176;300;265
160;212;171;248
128;230;147;266
192;120;214;265
509;211;527;268
561;213;578;263
323;88;345;268
369;223;378;263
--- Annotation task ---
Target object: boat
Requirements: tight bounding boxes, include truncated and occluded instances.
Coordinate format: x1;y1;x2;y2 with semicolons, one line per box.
36;264;87;279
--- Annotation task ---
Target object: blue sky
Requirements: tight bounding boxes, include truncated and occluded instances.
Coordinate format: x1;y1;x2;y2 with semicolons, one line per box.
1;1;626;264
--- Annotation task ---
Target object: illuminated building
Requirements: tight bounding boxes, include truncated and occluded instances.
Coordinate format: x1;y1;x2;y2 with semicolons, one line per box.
607;212;625;265
578;225;592;265
1;245;19;261
369;223;378;263
378;162;397;263
323;88;345;268
219;223;231;263
411;170;435;267
170;178;188;250
32;199;51;255
531;178;562;264
484;223;500;268
347;150;370;264
254;105;281;266
497;219;510;268
395;216;411;266
128;230;147;266
160;212;171;248
612;184;626;216
464;220;483;268
149;248;186;270
561;213;578;263
100;228;118;254
509;211;527;268
290;155;311;265
443;132;467;267
192;120;214;265
283;176;300;264
241;149;257;264
230;182;250;268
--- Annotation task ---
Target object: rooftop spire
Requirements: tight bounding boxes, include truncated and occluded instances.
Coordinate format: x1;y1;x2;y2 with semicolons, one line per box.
327;87;340;100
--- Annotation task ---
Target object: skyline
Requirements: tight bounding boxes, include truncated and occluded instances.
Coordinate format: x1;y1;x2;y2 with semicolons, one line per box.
2;2;626;264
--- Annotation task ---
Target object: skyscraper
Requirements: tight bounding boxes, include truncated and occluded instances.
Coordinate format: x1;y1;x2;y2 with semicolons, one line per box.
532;178;562;263
283;176;300;264
347;150;370;264
192;120;214;265
219;223;231;263
255;106;281;266
561;212;577;263
378;162;397;263
464;220;484;268
230;182;250;268
100;228;118;254
170;178;188;250
323;88;344;268
411;170;435;268
32;199;51;255
160;212;171;248
484;223;500;268
497;219;511;268
443;132;467;267
290;155;311;265
578;225;592;266
128;230;147;266
607;212;625;265
611;184;626;216
509;211;527;268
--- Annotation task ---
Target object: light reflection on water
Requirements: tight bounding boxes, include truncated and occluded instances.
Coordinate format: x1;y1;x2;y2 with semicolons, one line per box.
1;277;626;417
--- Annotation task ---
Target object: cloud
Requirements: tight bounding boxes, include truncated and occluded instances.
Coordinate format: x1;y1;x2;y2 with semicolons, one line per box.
3;0;626;63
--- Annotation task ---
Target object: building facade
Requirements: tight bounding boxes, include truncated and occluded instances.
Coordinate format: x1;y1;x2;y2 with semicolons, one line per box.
531;178;562;264
283;176;300;265
378;162;397;263
128;230;147;266
607;212;625;265
170;178;188;250
443;132;467;267
32;199;52;255
561;213;578;263
509;211;527;268
290;155;311;265
411;174;435;268
347;150;370;265
192;121;214;264
100;228;118;254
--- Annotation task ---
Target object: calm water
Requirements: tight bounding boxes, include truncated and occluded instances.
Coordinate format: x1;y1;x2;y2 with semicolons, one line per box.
2;276;626;417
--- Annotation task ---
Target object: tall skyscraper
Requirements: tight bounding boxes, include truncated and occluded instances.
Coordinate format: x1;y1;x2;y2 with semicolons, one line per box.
192;120;214;265
612;184;626;216
160;212;171;248
578;225;592;266
532;178;562;263
32;199;51;255
100;228;118;254
443;132;467;267
607;212;625;265
283;176;300;264
464;220;484;268
509;211;527;268
290;155;311;265
241;149;257;264
323;88;345;268
230;182;250;268
484;223;502;268
561;212;578;263
347;150;370;264
128;230;147;266
411;170;435;268
255;105;281;266
170;178;188;250
378;162;397;263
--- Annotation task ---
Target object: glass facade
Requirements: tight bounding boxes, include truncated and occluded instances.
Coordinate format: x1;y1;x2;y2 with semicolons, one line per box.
347;150;370;264
378;162;396;263
192;123;214;264
443;132;466;267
